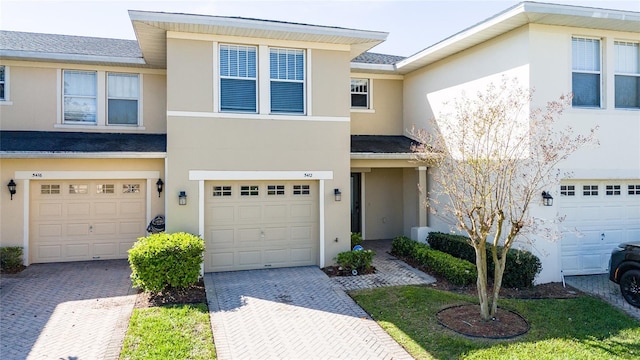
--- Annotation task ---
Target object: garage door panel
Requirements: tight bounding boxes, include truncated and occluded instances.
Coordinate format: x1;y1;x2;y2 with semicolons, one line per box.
238;206;261;221
210;229;234;245
264;227;287;242
291;204;312;218
209;206;235;223
264;205;287;219
238;251;261;266
264;249;288;264
291;225;312;240
291;248;313;263
31;179;146;263
238;228;262;243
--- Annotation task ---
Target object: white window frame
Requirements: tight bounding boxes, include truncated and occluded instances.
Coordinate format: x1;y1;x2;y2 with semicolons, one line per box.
107;72;140;126
0;65;11;105
614;40;640;110
62;70;98;124
219;44;258;113
269;47;306;115
350;78;370;110
572;36;602;109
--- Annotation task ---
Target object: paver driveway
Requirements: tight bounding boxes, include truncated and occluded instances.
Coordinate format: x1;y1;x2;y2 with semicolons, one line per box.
205;266;413;360
0;260;136;360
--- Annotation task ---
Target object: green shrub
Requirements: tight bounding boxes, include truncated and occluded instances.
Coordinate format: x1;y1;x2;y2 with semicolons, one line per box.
335;249;375;274
391;236;476;286
128;232;205;293
0;247;23;272
427;232;541;288
350;232;363;249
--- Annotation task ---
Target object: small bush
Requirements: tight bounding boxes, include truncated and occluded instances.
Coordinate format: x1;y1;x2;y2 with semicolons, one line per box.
391;236;476;286
427;232;541;288
351;232;363;249
128;232;205;293
335;249;375;274
0;247;23;272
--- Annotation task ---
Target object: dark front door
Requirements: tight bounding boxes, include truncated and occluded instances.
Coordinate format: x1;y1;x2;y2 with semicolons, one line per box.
350;173;362;233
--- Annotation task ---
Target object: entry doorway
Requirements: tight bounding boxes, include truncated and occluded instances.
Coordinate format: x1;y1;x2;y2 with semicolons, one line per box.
350;173;362;233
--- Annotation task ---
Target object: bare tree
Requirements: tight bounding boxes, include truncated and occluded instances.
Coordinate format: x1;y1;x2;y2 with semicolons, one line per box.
411;77;598;320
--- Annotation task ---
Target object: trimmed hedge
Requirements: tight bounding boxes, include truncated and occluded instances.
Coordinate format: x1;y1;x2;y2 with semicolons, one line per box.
427;232;541;288
335;249;375;275
0;247;23;272
128;232;205;293
351;232;363;249
391;236;476;286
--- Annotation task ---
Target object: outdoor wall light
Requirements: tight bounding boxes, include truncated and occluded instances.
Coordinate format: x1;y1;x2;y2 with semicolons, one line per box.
334;188;342;202
156;178;164;197
178;191;187;206
542;191;553;206
7;179;16;200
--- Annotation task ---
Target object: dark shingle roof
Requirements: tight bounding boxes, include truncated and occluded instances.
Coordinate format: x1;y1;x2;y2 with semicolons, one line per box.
0;31;142;58
351;52;405;65
351;135;417;153
0;131;166;153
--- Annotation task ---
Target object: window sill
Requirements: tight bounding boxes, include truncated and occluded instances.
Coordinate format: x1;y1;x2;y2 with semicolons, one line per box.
350;108;375;113
0;101;13;106
55;124;146;131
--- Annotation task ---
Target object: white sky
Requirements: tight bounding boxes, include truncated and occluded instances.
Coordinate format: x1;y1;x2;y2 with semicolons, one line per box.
1;0;638;56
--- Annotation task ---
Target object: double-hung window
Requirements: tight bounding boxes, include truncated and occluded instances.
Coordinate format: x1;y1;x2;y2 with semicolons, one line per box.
351;79;369;109
107;73;139;125
220;44;257;113
614;41;640;109
270;48;305;114
63;70;97;123
572;37;601;108
0;65;5;101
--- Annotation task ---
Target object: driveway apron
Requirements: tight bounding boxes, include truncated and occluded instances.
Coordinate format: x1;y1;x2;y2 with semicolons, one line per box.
205;266;414;360
0;260;136;360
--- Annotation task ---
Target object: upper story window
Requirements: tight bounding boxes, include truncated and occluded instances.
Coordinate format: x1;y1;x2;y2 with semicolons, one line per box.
220;44;257;113
351;79;369;109
614;41;639;109
270;48;305;114
0;65;6;101
107;73;139;125
572;37;601;108
63;70;97;123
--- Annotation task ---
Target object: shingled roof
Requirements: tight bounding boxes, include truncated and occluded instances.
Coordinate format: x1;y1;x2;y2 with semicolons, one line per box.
351;52;405;65
0;131;166;154
351;135;417;153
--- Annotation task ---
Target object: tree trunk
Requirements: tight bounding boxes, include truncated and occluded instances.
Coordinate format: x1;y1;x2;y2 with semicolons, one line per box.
490;247;507;316
474;242;490;320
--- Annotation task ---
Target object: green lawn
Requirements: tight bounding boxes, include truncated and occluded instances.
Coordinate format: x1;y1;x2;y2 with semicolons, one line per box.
351;286;640;359
120;303;216;360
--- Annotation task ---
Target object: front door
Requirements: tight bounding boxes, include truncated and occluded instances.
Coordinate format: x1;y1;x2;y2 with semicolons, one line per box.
350;173;362;233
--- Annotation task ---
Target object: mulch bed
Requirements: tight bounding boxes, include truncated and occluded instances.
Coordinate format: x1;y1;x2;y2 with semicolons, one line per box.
321;265;376;277
134;280;207;309
436;304;530;339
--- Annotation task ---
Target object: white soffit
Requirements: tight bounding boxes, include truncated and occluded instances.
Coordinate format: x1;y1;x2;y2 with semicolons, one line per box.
396;2;640;74
129;10;388;68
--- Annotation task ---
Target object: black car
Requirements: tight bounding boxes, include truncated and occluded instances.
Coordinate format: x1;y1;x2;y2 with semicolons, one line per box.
609;242;640;308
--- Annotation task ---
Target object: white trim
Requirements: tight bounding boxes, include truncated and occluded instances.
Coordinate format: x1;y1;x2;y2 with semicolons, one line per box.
560;169;640;179
0;60;165;74
56;69;62;125
198;180;205;237
189;170;333;181
212;41;219;113
350;63;396;73
307;48;313;116
319;179;325;268
0;50;146;66
350;153;416;160
1;152;166;159
350;109;375;113
139;73;144;127
166;32;354;52
168;110;349;122
349;72;403;80
53;124;147;131
15;170;160;180
18;170;159;266
361;172;366;240
258;45;270;115
0;65;10;103
97;70;106;125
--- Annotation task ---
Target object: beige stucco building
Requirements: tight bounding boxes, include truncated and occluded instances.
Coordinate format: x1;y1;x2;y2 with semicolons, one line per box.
1;2;638;283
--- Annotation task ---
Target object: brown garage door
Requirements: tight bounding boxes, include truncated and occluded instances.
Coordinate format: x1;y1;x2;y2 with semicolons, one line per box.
30;180;146;263
204;180;318;272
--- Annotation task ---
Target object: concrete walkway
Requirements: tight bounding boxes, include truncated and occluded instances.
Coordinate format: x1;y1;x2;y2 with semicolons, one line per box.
565;274;640;320
0;260;136;360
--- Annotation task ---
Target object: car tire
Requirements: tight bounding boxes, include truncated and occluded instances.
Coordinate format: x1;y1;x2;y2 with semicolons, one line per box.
620;269;640;308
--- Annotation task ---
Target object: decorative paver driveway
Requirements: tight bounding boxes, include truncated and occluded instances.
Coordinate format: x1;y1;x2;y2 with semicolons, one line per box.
205;266;414;360
565;274;640;320
0;260;136;360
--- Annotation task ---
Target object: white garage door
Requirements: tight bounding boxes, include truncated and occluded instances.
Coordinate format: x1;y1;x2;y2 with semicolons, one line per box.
30;180;146;263
560;180;640;275
204;180;318;272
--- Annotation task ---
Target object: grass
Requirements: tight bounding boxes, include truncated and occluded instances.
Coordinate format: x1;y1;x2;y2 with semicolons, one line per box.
120;303;216;360
351;286;640;359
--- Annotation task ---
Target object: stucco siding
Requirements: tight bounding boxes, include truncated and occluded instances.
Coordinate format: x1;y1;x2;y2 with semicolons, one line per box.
311;49;350;117
166;38;214;112
351;78;403;135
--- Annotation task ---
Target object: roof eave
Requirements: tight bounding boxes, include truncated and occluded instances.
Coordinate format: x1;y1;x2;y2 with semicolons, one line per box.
0;152;167;159
350;153;415;160
350;62;398;74
0;50;148;67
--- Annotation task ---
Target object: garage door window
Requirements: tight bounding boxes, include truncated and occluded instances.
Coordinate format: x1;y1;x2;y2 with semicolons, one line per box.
293;184;310;195
583;185;598;196
606;185;621;196
267;185;285;196
69;184;88;194
123;184;140;193
213;186;232;197
629;185;640;195
41;184;60;194
240;185;259;196
97;184;115;194
560;185;576;196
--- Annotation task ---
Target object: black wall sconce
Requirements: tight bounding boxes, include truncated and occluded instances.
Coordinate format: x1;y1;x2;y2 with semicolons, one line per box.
7;179;16;200
178;191;187;206
334;188;342;202
156;178;164;197
542;191;553;206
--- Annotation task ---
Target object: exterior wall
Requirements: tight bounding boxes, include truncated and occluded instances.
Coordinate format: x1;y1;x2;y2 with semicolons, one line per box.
363;168;404;239
0;61;167;133
0;158;165;250
350;76;404;135
166;39;214;112
312;50;351;117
